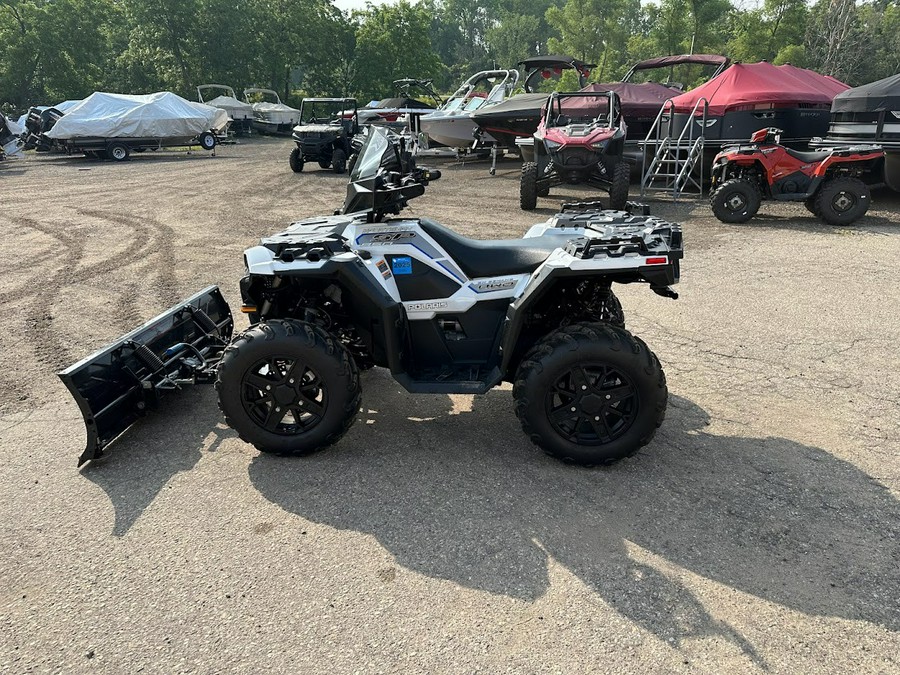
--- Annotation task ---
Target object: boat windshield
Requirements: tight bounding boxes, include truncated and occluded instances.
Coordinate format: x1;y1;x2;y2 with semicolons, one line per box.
443;97;467;112
463;96;487;112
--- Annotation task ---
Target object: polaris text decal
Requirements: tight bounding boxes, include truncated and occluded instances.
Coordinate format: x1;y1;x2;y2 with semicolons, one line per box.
405;301;448;312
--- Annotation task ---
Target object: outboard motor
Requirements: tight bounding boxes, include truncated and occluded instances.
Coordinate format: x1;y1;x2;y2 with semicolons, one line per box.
22;106;63;151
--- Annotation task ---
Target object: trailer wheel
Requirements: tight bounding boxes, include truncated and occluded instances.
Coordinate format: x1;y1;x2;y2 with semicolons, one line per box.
332;148;347;174
289;147;303;173
608;162;631;210
520;162;538;210
107;142;130;162
710;178;760;223
814;177;870;226
198;131;216;151
513;323;666;466
217;319;361;456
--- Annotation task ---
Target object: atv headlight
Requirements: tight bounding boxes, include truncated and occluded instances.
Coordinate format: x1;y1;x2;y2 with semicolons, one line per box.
590;140;607;150
544;139;561;151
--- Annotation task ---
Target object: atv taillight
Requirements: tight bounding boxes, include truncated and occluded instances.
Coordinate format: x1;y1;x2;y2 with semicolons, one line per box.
646;257;667;265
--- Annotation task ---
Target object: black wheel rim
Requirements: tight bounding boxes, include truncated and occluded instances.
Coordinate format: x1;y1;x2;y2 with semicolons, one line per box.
724;190;746;212
831;190;856;213
240;356;327;435
545;363;639;445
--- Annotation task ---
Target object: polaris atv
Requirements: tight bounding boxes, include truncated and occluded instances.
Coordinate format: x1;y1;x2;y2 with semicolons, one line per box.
520;90;630;211
710;127;884;226
290;98;360;174
60;128;682;469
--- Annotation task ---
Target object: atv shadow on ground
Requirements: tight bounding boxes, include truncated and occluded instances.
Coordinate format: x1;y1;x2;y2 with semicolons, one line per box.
248;370;899;654
80;387;235;536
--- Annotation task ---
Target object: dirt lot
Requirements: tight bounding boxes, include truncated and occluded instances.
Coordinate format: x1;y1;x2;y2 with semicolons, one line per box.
1;138;898;674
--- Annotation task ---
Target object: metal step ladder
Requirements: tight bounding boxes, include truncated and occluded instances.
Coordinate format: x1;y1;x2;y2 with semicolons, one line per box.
640;97;709;199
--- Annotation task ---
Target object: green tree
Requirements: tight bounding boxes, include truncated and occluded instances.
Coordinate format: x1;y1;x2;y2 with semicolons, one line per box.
486;13;540;71
546;0;645;81
805;0;864;83
352;1;443;99
727;0;806;65
0;0;122;108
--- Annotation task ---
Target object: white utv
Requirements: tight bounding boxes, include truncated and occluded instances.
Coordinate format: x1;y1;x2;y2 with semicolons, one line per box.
60;128;682;468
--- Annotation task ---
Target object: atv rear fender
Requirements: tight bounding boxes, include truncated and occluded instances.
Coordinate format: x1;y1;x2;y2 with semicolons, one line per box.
813;150;885;178
499;239;682;376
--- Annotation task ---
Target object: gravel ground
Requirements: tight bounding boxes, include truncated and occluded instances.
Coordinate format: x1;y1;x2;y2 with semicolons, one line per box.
1;138;898;674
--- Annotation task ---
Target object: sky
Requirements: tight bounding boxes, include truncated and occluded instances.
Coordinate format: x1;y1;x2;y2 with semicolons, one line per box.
334;0;399;11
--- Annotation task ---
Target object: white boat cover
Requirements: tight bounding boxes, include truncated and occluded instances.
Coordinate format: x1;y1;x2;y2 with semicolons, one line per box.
46;92;229;140
5;115;24;136
253;101;300;115
205;95;255;119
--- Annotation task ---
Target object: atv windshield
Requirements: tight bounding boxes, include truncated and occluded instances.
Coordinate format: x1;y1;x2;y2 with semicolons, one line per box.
350;127;394;182
343;128;424;218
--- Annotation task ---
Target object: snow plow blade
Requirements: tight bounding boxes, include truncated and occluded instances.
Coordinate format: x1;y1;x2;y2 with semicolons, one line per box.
59;286;233;466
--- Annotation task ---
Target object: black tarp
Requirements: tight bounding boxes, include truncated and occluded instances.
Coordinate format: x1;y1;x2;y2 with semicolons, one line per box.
628;54;730;71
518;55;596;70
831;74;900;113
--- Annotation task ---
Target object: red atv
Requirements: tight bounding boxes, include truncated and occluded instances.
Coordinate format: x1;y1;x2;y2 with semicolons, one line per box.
710;127;884;225
520;90;630;210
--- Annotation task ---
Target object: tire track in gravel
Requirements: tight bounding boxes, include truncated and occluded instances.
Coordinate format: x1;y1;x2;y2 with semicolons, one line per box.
0;214;81;306
19;216;88;373
83;210;181;309
20;208;157;374
0;215;87;411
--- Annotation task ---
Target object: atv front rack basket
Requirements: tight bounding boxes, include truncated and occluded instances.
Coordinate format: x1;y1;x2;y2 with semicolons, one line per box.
59;286;233;466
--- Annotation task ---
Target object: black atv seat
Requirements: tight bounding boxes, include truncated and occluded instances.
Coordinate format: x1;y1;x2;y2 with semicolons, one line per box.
783;147;832;163
418;217;565;279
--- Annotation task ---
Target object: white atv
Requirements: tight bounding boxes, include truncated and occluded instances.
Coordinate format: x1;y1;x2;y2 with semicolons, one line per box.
61;128;682;467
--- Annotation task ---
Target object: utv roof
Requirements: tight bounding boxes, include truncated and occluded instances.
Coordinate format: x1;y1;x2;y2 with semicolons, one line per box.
518;55;597;70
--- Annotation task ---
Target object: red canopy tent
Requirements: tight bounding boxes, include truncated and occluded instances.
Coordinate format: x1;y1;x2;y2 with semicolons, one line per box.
776;64;849;99
670;62;849;115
